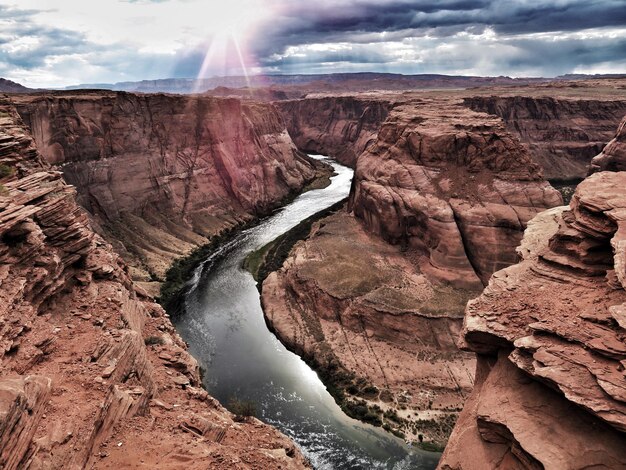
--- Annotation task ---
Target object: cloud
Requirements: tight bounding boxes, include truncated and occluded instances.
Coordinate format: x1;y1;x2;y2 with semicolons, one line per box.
0;0;624;87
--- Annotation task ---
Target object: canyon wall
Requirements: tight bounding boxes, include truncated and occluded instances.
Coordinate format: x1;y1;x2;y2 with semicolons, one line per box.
464;95;626;180
590;114;626;173
439;170;626;468
276;96;393;167
0;97;307;469
349;97;563;288
14;92;322;288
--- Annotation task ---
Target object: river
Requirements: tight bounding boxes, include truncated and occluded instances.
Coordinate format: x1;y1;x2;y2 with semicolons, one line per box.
173;155;440;470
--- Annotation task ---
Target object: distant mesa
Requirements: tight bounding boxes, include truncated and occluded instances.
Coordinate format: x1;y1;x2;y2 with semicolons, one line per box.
0;78;32;93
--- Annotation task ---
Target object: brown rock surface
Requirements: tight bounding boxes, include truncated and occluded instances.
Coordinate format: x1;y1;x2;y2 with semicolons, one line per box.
0;97;308;469
277;96;393;167
465;95;626;180
590;114;626;173
349;97;563;287
262;210;477;444
13;91;322;283
439;171;626;469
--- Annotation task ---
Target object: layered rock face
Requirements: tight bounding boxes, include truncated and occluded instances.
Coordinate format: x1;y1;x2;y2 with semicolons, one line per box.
439;171;626;469
590;114;626;173
262;210;477;444
465;95;626;180
277;96;393;167
0;97;307;469
350;98;563;288
14;91;320;286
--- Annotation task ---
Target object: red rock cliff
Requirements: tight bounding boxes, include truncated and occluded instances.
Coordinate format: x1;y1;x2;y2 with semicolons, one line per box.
349;97;563;288
276;96;393;167
0;96;307;469
439;170;626;469
464;95;626;180
14;91;320;285
590;114;626;173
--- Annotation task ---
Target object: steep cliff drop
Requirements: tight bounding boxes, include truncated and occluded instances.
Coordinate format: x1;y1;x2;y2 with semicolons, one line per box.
261;94;563;447
439;134;626;467
590;114;626;173
0;96;308;469
13;91;327;295
464;91;626;181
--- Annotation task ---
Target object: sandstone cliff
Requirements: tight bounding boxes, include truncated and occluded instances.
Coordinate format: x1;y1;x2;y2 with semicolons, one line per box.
14;92;322;290
465;95;626;180
590;114;626;173
262;209;476;445
349;97;563;288
439;171;626;469
0;97;307;469
277;96;393;167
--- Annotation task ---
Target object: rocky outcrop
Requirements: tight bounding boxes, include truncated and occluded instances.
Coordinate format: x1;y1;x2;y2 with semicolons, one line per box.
350;97;563;288
439;171;626;469
465;95;626;180
14;91;322;288
0;97;307;469
590;115;626;173
262;210;477;445
277;96;393;167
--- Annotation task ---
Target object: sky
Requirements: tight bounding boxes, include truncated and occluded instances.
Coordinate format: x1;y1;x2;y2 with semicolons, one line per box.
1;0;625;88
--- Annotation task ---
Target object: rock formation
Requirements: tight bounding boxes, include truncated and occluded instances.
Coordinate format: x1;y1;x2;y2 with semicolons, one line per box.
349;97;563;287
465;95;626;180
277;96;393;167
13;91;324;292
590;114;626;173
262;209;477;444
0;97;307;469
439;170;626;469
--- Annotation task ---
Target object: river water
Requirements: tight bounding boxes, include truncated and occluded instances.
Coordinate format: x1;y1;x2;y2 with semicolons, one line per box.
173;155;440;469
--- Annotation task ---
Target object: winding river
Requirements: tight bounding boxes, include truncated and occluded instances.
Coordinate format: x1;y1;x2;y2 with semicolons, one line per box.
173;155;440;469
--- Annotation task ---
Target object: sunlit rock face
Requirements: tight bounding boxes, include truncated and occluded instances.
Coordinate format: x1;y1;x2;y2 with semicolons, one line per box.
14;91;319;282
439;170;626;469
465;96;626;180
0;98;308;470
349;97;563;289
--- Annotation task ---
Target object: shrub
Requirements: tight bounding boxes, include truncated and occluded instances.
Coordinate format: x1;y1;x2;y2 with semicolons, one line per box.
0;164;14;180
144;335;164;346
228;398;257;422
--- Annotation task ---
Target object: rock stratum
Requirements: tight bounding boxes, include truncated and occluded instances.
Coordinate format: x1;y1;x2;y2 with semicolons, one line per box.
465;94;626;180
261;93;567;445
0;97;308;469
439;170;626;469
590;114;626;173
13;91;324;293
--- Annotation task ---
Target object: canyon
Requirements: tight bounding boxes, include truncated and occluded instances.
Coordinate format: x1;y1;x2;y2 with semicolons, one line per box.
0;97;308;469
1;76;625;468
12;91;329;296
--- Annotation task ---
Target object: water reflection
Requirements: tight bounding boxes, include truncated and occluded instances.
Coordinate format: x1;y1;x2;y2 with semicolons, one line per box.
174;155;440;469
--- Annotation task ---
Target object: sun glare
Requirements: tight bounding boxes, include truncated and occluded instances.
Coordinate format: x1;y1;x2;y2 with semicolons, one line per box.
195;0;275;86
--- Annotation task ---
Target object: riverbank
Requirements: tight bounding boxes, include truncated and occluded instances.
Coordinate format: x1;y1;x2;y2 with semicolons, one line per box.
158;155;334;315
249;207;472;452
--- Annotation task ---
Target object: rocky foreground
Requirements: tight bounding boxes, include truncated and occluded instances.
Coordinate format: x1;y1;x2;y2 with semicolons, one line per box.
0;97;308;469
439;168;626;469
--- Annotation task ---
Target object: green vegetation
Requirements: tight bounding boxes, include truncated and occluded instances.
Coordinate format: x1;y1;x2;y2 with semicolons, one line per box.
144;335;165;346
244;198;348;284
0;184;8;196
228;398;257;422
0;163;15;180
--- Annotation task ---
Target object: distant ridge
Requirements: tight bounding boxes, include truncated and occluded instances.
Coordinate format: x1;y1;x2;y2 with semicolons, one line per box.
0;78;32;93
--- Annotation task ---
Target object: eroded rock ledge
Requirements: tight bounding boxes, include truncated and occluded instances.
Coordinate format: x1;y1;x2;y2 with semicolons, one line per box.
0;97;308;469
439;171;626;469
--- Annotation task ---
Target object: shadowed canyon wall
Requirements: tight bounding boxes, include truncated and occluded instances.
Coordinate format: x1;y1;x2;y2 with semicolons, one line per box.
14;92;322;288
0;96;307;469
464;95;626;180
